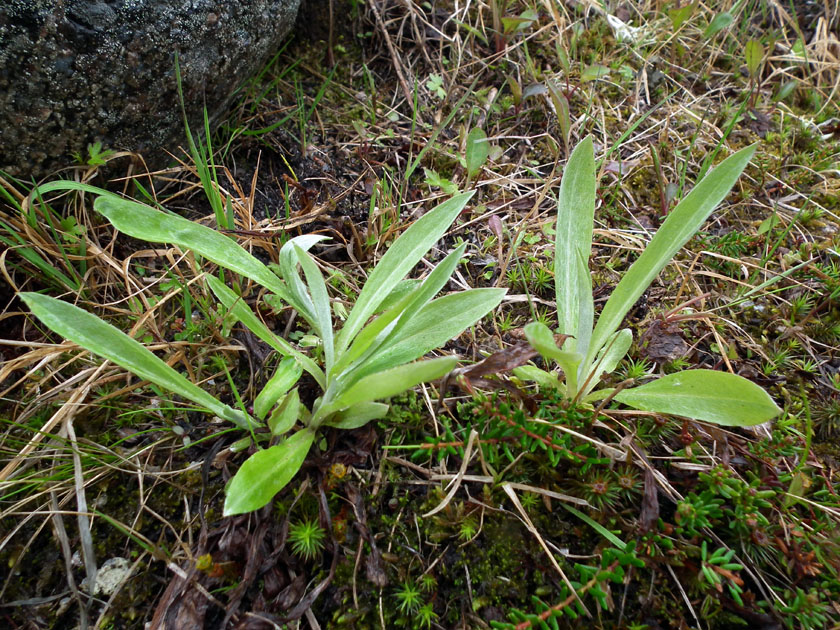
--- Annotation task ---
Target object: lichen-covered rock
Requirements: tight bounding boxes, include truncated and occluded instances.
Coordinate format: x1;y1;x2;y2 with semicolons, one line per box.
0;0;301;178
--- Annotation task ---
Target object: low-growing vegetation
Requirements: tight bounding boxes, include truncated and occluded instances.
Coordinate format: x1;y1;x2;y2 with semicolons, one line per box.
1;0;839;628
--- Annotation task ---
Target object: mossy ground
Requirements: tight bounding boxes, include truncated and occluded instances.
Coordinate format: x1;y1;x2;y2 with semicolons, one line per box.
2;0;840;628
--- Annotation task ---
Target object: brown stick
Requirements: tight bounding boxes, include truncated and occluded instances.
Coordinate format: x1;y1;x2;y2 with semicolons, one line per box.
366;0;414;108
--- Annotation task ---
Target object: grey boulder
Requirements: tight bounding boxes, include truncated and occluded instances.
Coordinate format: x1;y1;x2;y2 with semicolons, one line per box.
0;0;301;179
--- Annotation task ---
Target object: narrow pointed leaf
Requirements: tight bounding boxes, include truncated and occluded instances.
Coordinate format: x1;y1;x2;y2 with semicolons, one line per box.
293;243;334;368
614;369;781;426
388;242;468;339
586;144;756;369
351;288;506;378
573;247;594;372
332;292;415;376
523;321;582;391
91;195;292;299
512;365;563;392
555;136;595;355
254;357;302;419
33;180;293;301
205;275;325;387
338;191;475;351
223;428;315;515
465;127;489;179
21;292;250;428
336;243;470;376
376;279;421;313
705;12;733;37
277;235;329;322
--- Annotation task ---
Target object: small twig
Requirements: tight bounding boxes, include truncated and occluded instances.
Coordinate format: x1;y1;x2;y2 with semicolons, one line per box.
366;0;414;107
503;484;591;618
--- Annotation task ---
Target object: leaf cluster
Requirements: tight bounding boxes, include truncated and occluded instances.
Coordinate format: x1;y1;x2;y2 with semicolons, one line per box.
21;184;505;515
515;137;780;428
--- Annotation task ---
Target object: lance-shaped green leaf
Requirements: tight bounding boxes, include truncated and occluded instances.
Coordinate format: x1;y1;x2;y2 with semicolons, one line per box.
33;180;292;301
555;136;595;356
276;235;329;324
614;369;781;426
89;195;292;300
21;292;251;428
512;365;563;392
223;428;315;515
205;275;325;387
376;279;420;313
573;247;594;379
465;127;489;180
334;243;468;376
585;144;756;370
350;288;506;378
254;357;302;420
332;291;415;377
320;356;457;421
337;191;475;352
293;243;335;369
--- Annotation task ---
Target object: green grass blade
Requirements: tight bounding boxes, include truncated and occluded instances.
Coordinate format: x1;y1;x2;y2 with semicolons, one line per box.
20;292;250;428
614;369;780;426
555;136;595;356
0;228;80;291
586;144;756;369
337;191;475;352
560;503;626;547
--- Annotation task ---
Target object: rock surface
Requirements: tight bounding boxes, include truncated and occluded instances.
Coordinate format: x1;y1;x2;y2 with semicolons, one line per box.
0;0;301;178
